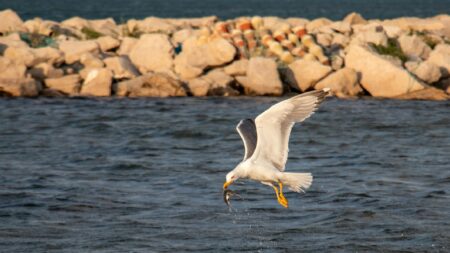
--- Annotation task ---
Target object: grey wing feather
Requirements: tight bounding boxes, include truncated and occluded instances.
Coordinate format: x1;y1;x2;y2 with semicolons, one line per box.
236;119;257;161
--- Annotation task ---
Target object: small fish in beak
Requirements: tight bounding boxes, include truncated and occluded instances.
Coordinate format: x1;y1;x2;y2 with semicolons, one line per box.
223;189;241;207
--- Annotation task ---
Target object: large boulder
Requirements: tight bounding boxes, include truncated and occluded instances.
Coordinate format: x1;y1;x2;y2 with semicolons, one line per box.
0;9;25;34
343;12;368;25
44;74;81;95
117;37;138;55
115;73;186;97
345;44;426;97
174;35;236;80
405;61;441;83
104;56;140;79
224;59;248;76
132;17;176;34
0;33;28;53
28;62;64;81
187;77;210;96
5;46;63;67
314;68;363;97
287;59;332;92
0;57;26;79
96;36;120;52
237;57;283;95
80;68;113;96
59;40;100;64
398;35;432;60
427;44;450;77
0;78;40;97
129;34;173;73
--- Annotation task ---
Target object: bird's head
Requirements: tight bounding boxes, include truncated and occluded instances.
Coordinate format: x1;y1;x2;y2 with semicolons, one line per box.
223;170;239;189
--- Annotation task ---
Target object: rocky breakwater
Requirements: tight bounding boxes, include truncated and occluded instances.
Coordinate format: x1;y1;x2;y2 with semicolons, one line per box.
0;9;449;100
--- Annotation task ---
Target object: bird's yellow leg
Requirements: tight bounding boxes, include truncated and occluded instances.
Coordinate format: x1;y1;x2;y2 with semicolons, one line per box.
271;184;288;208
278;182;289;208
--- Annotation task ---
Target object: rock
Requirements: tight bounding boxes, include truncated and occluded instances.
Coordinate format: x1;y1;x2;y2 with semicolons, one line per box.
329;21;352;34
28;62;64;81
104;56;140;79
224;59;249;76
203;69;234;88
306;18;333;33
117;37;138;55
345;44;426;97
61;17;90;30
427;44;450;77
398;35;432;60
44;74;81;95
40;88;66;97
80;68;113;96
0;9;25;34
287;59;332;92
33;47;64;65
314;68;363;97
239;57;283;95
129;34;173;73
171;29;195;45
89;18;119;37
134;17;176;34
351;29;388;46
3;47;37;67
0;57;26;79
394;87;449;100
167;16;217;28
332;33;350;47
262;17;290;32
0;33;28;53
96;36;120;52
0;78;40;97
316;33;333;47
115;73;186;97
343;12;368;25
331;54;345;70
187;77;210;96
80;53;104;68
59;40;100;64
405;61;441;83
174;35;236;80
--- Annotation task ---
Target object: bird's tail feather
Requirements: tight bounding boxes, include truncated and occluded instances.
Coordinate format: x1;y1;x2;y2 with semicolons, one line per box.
281;172;313;192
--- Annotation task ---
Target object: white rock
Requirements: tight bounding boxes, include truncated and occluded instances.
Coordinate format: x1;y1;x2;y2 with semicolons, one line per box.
59;40;100;64
427;44;450;77
129;34;173;73
0;9;25;33
115;73;186;97
398;35;432;60
80;68;113;96
117;37;138;55
240;57;283;95
405;61;442;83
287;59;332;92
224;59;249;76
96;36;120;52
104;56;140;79
345;44;426;97
44;74;81;95
314;67;363;97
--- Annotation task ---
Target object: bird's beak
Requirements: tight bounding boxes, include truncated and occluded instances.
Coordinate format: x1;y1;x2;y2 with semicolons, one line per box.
223;180;233;189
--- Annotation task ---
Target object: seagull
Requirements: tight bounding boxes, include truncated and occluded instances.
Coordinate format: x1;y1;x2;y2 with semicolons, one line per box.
223;88;330;208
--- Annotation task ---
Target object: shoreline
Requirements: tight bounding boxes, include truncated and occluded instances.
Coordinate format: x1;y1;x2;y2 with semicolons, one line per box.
0;9;449;100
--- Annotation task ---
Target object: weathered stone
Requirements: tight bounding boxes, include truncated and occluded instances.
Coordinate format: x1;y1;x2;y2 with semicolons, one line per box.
129;34;173;73
80;53;104;68
314;67;363;97
203;69;234;88
306;18;333;33
89;18;119;37
224;59;249;76
316;33;333;47
329;21;352;34
134;17;176;34
117;37;138;55
0;57;26;79
0;78;40;97
0;9;25;34
171;29;195;45
115;73;186;97
239;57;283;95
59;40;100;64
104;56;140;79
343;12;368;25
427;44;450;77
3;47;37;67
262;17;290;33
33;47;64;65
40;88;66;97
44;74;81;95
61;17;90;30
0;33;28;53
187;77;210;96
332;33;350;47
28;62;64;80
174;35;236;80
345;44;426;97
351;29;388;46
96;36;120;52
394;87;449;100
405;61;441;83
398;35;432;60
287;59;332;92
80;68;113;96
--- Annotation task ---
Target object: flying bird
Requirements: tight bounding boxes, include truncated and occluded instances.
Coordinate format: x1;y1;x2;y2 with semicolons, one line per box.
223;88;330;208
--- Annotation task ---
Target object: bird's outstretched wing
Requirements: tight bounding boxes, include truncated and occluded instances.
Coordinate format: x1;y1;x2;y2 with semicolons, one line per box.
236;119;257;161
251;88;330;171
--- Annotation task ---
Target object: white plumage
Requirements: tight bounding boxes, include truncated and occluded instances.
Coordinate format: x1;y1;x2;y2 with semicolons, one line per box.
223;88;330;208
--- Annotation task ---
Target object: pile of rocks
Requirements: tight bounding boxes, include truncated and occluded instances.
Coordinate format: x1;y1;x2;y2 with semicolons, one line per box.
1;9;449;100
